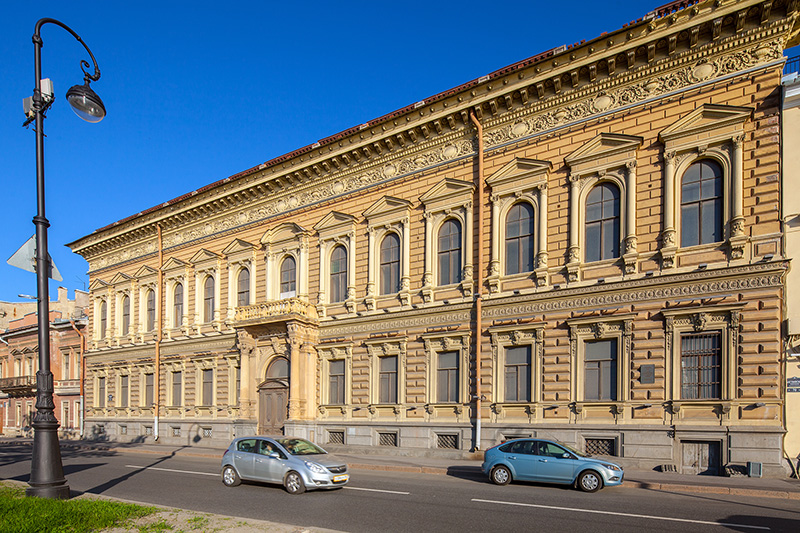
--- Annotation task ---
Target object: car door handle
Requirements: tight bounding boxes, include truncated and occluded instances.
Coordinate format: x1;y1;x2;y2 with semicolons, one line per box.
538;459;548;462
509;456;517;460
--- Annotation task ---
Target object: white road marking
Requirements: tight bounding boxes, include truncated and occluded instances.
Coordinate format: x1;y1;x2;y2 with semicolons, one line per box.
125;464;218;477
471;498;770;530
343;486;410;495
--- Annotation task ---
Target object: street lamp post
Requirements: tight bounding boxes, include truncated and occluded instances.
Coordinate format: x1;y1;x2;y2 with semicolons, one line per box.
24;18;105;500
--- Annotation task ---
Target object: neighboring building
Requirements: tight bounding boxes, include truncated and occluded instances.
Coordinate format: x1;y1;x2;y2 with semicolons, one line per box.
0;308;87;439
68;0;799;476
0;287;88;331
782;60;800;477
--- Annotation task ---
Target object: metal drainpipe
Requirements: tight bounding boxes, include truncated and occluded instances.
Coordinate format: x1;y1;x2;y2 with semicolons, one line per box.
69;320;85;438
155;223;163;441
470;110;484;451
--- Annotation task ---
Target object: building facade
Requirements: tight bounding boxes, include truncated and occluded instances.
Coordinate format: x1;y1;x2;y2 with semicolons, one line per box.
0;307;88;439
68;0;800;476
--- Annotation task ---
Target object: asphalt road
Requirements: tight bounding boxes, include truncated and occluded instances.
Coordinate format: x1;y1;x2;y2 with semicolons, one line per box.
1;442;799;532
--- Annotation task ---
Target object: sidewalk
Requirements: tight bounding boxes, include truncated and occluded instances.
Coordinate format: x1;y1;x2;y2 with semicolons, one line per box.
31;437;799;501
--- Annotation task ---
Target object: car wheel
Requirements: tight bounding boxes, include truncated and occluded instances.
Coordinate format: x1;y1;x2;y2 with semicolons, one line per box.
490;465;512;486
577;470;603;493
284;471;306;494
222;465;241;487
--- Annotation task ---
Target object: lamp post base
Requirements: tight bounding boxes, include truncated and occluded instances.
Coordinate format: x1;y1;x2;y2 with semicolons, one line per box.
26;416;70;500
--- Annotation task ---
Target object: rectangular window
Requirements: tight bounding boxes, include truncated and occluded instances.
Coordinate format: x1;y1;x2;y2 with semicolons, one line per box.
202;368;213;406
379;355;398;404
120;375;129;407
63;403;71;429
98;377;106;407
329;360;345;405
145;373;154;406
437;351;459;403
584;339;618;401
504;346;531;402
64;353;70;380
681;332;721;399
172;371;182;406
235;366;241;404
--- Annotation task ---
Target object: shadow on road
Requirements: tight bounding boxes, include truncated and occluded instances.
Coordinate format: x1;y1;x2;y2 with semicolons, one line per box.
83;446;192;495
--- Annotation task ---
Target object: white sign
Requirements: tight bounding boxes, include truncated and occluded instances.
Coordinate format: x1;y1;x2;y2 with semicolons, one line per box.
6;235;62;281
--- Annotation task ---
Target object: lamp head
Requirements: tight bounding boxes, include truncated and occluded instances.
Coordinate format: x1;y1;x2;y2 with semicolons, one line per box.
66;80;105;123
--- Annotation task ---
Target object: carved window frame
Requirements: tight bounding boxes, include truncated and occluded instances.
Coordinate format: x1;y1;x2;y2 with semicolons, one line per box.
190;249;222;332
565;133;642;280
314;212;357;316
317;342;353;411
363;197;413;309
193;357;217;407
365;337;407;406
134;265;158;342
110;273;134;344
658;104;752;267
165;361;185;408
419;179;475;302
567;314;634;405
489;324;544;405
421;332;471;406
663;304;744;404
261;223;311;303
486;159;551;291
223;239;258;321
162;258;189;338
89;279;110;346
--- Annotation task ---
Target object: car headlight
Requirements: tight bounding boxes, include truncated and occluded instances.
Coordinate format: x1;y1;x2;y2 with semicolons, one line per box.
304;461;327;474
601;463;621;471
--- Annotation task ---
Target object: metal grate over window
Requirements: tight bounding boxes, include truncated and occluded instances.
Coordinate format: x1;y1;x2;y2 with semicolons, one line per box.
119;425;127;435
144;425;153;436
202;427;212;438
681;331;722;399
171;426;181;437
378;432;398;447
585;438;616;456
437;434;458;449
328;431;345;445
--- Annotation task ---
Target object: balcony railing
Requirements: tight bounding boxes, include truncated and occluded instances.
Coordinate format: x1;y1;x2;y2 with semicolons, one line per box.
0;375;36;394
786;55;799;76
234;297;319;324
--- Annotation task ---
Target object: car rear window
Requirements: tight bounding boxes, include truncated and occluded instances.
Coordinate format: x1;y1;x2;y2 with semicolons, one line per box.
236;439;257;453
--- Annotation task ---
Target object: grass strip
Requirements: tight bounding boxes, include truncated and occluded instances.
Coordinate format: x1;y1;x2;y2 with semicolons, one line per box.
0;482;158;533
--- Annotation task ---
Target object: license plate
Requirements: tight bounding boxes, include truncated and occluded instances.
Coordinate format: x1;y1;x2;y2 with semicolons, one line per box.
333;474;348;483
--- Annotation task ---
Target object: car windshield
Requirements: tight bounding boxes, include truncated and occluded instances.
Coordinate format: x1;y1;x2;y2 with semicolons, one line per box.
275;438;327;455
558;442;587;457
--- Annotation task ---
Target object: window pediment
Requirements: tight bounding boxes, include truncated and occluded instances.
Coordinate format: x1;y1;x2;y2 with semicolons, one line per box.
261;222;311;246
134;265;157;278
364;337;407;356
222;238;256;256
487;158;550;195
314;211;356;234
88;278;109;291
189;248;221;265
659;104;751;150
161;257;186;272
419;178;474;211
363;196;412;227
565;133;642;176
109;272;132;285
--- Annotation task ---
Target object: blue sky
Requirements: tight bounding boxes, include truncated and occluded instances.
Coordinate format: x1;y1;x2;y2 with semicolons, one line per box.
0;0;794;304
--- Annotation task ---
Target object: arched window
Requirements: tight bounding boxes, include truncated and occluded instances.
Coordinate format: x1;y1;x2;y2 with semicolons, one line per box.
173;283;183;328
121;295;130;335
280;256;296;298
438;219;462;285
585;182;621;262
681;159;723;247
505;203;535;275
146;289;156;332
266;357;289;380
237;268;250;307
203;276;215;323
99;300;107;339
330;245;347;303
380;233;401;295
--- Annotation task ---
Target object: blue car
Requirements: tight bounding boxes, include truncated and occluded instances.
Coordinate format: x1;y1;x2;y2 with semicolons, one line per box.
481;438;623;492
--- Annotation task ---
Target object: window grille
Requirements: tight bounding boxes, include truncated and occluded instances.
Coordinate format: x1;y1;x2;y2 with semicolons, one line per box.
328;431;345;445
681;332;721;399
202;427;212;438
144;425;153;436
378;432;397;447
171;426;181;437
585;438;616;456
119;425;127;435
437;434;459;449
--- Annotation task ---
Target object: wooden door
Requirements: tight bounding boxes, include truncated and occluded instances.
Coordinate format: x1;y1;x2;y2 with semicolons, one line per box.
258;381;288;435
681;441;721;476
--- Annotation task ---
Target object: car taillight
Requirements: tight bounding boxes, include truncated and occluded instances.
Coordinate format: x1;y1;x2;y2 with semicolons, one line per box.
222;449;229;458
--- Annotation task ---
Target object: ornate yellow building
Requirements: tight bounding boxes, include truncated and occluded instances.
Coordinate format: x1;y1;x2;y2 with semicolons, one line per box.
69;0;800;476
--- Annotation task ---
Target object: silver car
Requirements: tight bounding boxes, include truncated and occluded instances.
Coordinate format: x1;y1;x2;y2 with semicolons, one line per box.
221;436;349;494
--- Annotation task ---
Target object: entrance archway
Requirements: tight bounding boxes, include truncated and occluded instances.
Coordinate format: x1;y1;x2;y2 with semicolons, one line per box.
257;357;289;435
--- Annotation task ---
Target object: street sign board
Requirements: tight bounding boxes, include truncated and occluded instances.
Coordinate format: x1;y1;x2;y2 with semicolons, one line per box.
6;235;62;281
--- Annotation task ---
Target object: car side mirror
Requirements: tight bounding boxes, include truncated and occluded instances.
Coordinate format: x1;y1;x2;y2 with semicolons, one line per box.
268;452;280;459
562;453;572;459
